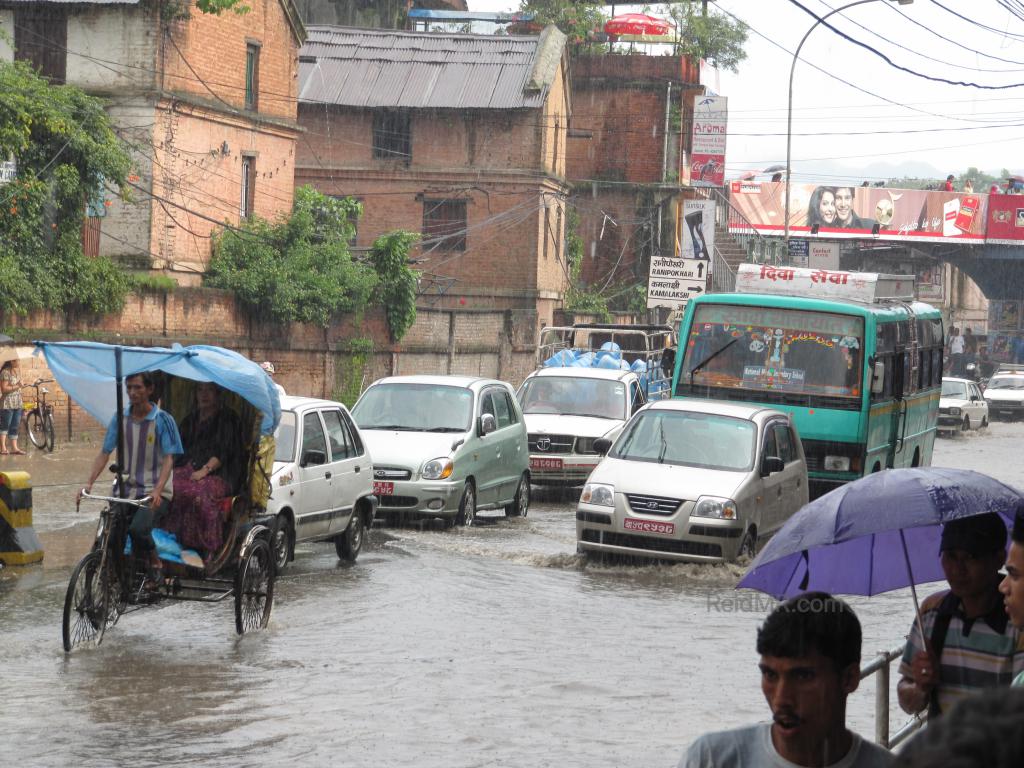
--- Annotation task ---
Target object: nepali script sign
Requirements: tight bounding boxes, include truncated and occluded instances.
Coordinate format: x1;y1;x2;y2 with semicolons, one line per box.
647;256;708;309
735;264;915;303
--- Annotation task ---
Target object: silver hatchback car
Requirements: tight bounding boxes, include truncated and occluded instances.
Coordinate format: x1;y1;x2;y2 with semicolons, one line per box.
576;399;808;563
352;375;530;526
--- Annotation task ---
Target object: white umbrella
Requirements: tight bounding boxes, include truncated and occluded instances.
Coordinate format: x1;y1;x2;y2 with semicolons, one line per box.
0;345;36;364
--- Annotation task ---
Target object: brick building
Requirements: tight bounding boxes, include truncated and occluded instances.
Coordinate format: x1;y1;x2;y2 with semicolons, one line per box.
295;24;572;327
0;0;305;282
566;54;703;288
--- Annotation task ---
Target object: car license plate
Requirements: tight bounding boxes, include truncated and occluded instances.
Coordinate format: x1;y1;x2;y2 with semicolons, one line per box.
624;518;675;535
531;457;563;470
373;481;394;495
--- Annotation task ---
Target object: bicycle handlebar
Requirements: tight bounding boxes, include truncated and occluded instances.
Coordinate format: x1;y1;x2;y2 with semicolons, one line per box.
79;491;153;507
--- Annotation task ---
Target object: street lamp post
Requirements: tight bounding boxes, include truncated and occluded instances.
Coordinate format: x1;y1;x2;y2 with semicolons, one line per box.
784;0;913;246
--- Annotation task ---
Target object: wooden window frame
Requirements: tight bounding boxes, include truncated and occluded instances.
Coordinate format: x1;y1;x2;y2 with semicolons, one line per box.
422;199;467;252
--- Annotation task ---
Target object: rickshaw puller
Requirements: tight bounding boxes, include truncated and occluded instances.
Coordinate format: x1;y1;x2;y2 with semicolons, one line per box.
80;372;184;587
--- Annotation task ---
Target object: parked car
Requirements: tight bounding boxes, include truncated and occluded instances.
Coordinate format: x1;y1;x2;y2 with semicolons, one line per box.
351;375;530;526
267;396;377;571
575;399;808;564
984;366;1024;420
938;377;989;434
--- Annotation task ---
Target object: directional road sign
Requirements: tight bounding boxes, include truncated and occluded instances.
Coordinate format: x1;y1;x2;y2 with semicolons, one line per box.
647;255;710;309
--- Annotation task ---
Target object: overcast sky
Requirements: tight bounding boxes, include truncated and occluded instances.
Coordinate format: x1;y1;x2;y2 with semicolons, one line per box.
469;1;1024;184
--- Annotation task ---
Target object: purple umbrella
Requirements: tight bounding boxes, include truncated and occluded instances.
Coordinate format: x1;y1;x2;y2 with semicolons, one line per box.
737;468;1021;634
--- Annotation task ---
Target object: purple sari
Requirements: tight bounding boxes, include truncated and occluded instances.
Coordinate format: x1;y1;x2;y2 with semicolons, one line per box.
165;465;229;554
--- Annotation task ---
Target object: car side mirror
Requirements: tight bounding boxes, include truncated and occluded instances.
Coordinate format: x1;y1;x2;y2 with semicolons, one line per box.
479;413;497;436
301;449;327;467
761;456;785;476
593;437;612;455
871;361;885;395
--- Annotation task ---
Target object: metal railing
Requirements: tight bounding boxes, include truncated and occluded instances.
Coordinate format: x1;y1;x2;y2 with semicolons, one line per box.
860;644;926;750
694;186;785;266
710;247;736;293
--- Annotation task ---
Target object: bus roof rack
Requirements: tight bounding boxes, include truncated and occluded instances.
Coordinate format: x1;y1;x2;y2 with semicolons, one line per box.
735;264;915;303
994;363;1024;374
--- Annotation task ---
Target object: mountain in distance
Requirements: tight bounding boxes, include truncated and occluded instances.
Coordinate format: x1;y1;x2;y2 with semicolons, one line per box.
787;159;1024;187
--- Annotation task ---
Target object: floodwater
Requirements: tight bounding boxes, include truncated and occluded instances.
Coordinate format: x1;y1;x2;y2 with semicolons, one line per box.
2;425;1022;767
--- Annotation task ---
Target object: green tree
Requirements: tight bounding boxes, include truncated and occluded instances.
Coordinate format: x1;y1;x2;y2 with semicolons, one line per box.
663;1;749;73
0;60;134;315
207;186;420;340
519;0;606;43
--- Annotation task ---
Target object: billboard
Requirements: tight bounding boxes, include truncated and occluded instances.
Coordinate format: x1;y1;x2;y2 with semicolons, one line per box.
727;182;988;244
986;194;1024;244
690;96;727;187
680;199;715;260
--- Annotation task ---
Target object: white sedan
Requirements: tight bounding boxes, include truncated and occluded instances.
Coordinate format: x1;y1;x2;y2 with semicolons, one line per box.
938;377;988;434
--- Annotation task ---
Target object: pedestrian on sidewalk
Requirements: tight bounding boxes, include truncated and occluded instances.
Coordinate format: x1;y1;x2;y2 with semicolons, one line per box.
0;359;25;455
944;175;956;192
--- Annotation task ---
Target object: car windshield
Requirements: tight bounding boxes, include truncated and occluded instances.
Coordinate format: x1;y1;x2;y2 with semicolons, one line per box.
942;381;968;398
518;376;625;419
352;383;473;432
681;305;865;399
274;410;297;462
610;409;756;471
988;377;1024;390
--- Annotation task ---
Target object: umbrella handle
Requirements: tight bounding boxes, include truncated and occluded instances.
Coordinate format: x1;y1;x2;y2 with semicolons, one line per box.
899;529;928;646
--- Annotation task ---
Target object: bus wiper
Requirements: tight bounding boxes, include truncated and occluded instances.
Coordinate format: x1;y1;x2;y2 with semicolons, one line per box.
689;337;739;387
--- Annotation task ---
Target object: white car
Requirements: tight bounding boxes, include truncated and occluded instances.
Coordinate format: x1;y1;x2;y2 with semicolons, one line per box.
576;399;808;564
266;396;377;571
517;367;650;486
984;369;1024;421
938;377;988;433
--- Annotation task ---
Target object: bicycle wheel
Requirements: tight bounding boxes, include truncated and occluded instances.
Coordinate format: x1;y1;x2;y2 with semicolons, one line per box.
62;551;105;651
25;409;45;449
43;412;56;452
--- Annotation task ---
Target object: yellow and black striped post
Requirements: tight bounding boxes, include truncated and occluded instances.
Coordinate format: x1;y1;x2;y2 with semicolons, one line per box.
0;471;42;566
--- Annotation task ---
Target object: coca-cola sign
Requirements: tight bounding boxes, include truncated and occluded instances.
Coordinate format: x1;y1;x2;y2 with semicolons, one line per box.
690;96;727;187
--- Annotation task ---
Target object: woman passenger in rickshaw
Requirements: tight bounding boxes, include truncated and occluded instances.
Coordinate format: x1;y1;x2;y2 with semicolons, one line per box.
163;382;243;558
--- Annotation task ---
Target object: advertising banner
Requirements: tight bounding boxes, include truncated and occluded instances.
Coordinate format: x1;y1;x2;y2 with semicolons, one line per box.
727;182;988;244
808;242;840;270
690;96;727;187
735;264;915;303
985;194;1024;244
680;199;716;260
916;263;944;302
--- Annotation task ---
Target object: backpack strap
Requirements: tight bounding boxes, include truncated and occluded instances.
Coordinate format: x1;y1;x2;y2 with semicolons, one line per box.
926;592;959;718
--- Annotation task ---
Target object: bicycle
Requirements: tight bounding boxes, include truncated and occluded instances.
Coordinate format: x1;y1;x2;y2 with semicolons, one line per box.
21;378;56;452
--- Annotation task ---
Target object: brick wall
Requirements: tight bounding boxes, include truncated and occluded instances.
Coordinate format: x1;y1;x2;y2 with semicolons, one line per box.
3;291;539;440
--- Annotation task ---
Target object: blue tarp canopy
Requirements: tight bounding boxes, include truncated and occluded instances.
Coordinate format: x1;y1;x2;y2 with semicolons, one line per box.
35;341;281;435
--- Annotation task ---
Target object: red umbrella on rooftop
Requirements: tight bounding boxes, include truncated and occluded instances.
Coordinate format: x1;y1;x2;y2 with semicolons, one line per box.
604;13;673;37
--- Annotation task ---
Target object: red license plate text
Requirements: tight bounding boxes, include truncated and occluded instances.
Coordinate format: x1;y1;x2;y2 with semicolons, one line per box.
373;481;394;495
624;518;675;535
530;457;563;470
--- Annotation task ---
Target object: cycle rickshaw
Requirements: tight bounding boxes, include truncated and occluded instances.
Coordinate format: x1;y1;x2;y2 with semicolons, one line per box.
38;341;282;652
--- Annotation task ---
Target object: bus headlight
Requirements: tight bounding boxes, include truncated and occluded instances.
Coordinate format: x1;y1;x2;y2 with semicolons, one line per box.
824;455;851;472
693;496;737;520
581;483;615;507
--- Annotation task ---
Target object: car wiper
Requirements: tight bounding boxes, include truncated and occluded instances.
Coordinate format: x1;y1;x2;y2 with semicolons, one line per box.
424;427;464;432
573;412;618;420
689;337;739;387
365;424;417;431
658;420;669;464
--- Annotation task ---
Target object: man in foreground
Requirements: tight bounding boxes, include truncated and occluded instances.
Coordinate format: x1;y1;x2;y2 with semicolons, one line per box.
999;507;1024;686
680;592;892;767
897;513;1024;717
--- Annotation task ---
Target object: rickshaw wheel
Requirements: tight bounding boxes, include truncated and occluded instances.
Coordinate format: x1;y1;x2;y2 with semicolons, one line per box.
62;551;106;651
234;538;275;635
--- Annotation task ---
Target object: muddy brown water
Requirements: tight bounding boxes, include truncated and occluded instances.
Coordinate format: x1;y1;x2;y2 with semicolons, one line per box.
2;426;1021;766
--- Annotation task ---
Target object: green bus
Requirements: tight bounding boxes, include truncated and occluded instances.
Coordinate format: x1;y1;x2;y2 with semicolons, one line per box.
671;266;944;499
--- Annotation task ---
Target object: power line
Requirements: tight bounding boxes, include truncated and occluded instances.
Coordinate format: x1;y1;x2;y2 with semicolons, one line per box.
928;0;1024;41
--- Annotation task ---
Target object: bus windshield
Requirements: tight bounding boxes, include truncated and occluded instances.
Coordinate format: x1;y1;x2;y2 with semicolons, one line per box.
681;304;865;399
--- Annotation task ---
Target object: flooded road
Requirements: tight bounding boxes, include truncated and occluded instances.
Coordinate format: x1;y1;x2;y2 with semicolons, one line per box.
3;425;1023;767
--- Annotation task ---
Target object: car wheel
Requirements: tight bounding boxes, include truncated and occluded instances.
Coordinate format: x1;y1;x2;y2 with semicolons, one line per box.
737;528;757;561
961;416;971;433
270;514;293;573
454;482;476;527
504;473;530;517
981;415;989;428
335;512;364;562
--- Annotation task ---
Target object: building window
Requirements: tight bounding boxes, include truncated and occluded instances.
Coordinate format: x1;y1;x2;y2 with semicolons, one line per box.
14;7;67;83
373;111;411;161
423;199;466;252
245;43;260;110
241;156;256;219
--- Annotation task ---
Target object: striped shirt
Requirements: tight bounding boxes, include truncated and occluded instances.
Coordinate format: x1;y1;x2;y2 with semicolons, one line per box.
102;404;183;500
900;589;1024;714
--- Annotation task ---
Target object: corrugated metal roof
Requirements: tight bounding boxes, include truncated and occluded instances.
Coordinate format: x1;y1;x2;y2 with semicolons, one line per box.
0;0;140;4
298;25;566;110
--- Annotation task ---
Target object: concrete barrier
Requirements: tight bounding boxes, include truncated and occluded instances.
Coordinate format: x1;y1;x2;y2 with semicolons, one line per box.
0;471;42;566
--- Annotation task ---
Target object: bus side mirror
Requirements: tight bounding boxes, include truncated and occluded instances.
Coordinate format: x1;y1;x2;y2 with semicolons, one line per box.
871;361;885;395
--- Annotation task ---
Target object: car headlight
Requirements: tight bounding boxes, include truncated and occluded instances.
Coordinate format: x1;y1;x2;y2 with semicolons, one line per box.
693;496;738;520
581;483;615;507
823;455;851;472
948;407;961;416
575;437;596;455
421;457;454;480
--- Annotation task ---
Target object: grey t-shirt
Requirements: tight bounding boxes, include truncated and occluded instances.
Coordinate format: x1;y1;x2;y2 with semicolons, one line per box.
679;723;894;768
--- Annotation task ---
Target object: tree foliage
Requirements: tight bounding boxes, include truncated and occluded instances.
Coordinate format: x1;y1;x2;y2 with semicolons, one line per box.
207;186;420;340
0;60;134;315
663;1;749;73
519;0;606;43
